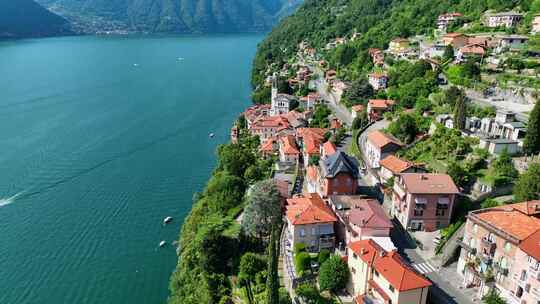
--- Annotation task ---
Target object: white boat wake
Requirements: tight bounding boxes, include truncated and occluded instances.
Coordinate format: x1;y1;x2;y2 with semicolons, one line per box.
0;191;26;208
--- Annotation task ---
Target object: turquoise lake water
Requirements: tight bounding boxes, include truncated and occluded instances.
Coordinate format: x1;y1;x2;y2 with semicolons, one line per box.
0;34;262;304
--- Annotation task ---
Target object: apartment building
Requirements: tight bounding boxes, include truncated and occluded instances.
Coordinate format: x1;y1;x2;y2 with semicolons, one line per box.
348;239;432;304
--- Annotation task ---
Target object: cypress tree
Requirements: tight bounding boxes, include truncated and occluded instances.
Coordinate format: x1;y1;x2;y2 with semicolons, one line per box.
524;101;540;154
265;227;280;304
453;93;466;130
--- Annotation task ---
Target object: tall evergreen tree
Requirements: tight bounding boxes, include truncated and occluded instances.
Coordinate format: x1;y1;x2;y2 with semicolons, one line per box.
524;101;540;154
265;227;280;304
453;93;467;130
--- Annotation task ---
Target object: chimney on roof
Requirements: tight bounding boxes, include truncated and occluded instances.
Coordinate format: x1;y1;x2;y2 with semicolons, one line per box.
361;219;367;225
421;175;428;180
360;248;366;255
379;250;386;257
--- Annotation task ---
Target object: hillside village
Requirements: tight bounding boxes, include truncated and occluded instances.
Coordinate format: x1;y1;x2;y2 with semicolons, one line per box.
229;6;540;304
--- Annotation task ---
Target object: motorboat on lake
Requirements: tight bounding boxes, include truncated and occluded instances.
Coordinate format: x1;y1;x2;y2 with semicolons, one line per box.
209;133;215;138
159;241;166;247
163;216;173;224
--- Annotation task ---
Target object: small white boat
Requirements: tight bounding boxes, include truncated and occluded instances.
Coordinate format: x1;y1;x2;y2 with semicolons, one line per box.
177;57;184;61
163;216;173;224
133;63;139;67
209;133;215;138
159;241;166;247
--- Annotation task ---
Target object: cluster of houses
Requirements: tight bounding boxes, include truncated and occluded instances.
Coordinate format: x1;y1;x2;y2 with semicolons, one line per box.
433;109;527;155
284;190;436;304
457;200;540;304
278;127;461;304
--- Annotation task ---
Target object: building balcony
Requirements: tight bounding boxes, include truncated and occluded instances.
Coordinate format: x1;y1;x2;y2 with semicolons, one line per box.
481;254;493;264
481;236;496;253
492;262;509;276
319;235;335;249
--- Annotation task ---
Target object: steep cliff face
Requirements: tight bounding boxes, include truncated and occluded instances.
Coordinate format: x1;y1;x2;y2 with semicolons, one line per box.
36;0;303;34
0;0;71;38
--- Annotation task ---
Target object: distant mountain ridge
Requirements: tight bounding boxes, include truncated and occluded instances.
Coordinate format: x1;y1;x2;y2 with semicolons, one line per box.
36;0;303;34
0;0;71;38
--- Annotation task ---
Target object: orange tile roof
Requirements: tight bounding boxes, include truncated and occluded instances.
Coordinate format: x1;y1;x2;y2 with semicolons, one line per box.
367;130;402;149
296;128;327;139
349;239;432;291
368;99;394;109
331;119;342;129
304;136;321;155
472;206;540;241
280;135;300;155
322;141;337;156
379;155;413;174
459;44;486;55
260;138;276;152
519;229;540;261
351;104;365;112
507;200;540;216
286;193;337;225
400;173;459;194
306;165;318;181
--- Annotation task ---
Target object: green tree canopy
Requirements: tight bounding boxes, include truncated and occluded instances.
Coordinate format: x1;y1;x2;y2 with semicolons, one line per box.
482;290;506;304
342;78;374;107
524;101;540;154
388;113;419;144
443;44;455;62
242;180;282;238
453;92;467;130
319;255;349;292
514;163;540;201
265;229;280;304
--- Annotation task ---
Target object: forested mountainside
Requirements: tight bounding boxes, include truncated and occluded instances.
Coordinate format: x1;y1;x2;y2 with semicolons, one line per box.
252;0;536;91
36;0;303;34
0;0;71;38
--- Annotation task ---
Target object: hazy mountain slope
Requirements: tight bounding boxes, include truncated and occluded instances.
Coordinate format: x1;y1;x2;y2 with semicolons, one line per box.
36;0;303;33
0;0;71;38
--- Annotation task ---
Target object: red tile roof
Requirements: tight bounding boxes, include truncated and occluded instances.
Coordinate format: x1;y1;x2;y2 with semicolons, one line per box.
471;206;540;241
349;239;432;291
519;229;540;261
306;165;318;182
507;200;540;216
459;44;486;55
297;128;327;155
286;193;338;225
348;199;393;229
280;135;300;155
331;119;342;130
260;138;276;152
367;130;402;149
322;141;337;156
296;128;327;139
369;99;394;109
379;155;413;174
400;173;459;194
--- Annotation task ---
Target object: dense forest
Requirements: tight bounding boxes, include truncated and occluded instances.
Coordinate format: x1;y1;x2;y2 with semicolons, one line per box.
0;0;71;38
36;0;303;33
251;0;536;94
